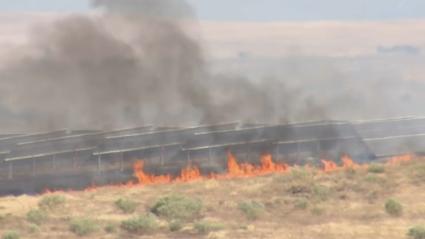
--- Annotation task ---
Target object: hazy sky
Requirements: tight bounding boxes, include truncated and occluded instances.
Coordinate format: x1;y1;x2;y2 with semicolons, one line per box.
0;0;424;21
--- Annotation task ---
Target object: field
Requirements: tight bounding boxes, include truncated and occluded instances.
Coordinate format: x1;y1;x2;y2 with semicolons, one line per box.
0;158;424;239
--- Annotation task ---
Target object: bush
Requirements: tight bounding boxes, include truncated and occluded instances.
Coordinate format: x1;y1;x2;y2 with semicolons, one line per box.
408;225;425;239
368;164;385;174
115;198;138;214
121;215;158;234
312;184;331;201
311;206;325;216
290;168;312;181
2;231;19;239
194;220;224;234
39;195;66;210
28;224;40;234
69;218;98;236
238;201;265;220
104;223;117;234
26;209;47;225
410;166;425;184
294;199;309;210
385;199;403;217
169;220;183;232
151;195;202;221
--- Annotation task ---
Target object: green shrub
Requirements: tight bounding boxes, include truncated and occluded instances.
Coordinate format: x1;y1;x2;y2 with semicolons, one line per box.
39;195;66;210
365;175;384;184
410;166;425;184
408;225;425;239
26;209;47;225
194;220;224;234
385;198;403;217
169;220;183;232
115;198;138;214
294;199;309;210
290;168;312;181
69;218;98;236
368;164;385;174
312;184;331;201
151;195;202;221
238;201;265;220
121;215;158;234
2;231;19;239
104;223;117;234
28;224;40;234
311;206;325;216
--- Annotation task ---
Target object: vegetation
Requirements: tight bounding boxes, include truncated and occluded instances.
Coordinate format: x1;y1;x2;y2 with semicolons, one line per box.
169;220;183;232
121;215;158;234
194;220;224;234
293;198;309;210
385;198;403;217
151;195;202;221
0;157;425;238
408;225;425;239
410;165;425;184
38;195;66;210
368;164;385;174
311;206;325;216
115;198;138;214
312;184;331;201
2;231;19;239
104;223;117;234
26;209;47;225
238;201;265;220
27;224;40;234
69;218;98;236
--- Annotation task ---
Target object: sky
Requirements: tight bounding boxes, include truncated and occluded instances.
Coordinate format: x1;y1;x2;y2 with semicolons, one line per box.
0;0;424;21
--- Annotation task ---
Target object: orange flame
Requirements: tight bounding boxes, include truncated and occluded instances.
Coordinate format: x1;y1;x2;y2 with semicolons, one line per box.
224;152;289;177
133;161;172;184
387;154;414;166
41;152;416;195
341;154;360;169
177;164;202;182
131;152;290;185
260;153;289;173
321;160;338;172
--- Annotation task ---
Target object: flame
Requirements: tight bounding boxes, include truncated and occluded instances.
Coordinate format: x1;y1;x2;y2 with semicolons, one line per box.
387;154;414;166
224;152;289;177
133;161;172;184
321;160;338;172
177;164;202;182
260;153;289;172
131;152;290;185
341;154;360;169
41;152;416;194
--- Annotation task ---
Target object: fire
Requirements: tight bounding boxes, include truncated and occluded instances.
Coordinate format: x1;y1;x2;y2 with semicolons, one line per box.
133;161;172;184
321;160;338;172
41;152;417;194
387;154;414;166
131;152;290;185
321;155;362;172
260;153;289;172
341;154;360;169
177;164;202;182
224;152;289;177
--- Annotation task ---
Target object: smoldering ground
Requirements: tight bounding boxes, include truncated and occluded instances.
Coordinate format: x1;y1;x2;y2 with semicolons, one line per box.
0;0;424;132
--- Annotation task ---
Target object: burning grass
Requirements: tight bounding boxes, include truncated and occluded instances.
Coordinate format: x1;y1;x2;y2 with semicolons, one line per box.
0;155;423;238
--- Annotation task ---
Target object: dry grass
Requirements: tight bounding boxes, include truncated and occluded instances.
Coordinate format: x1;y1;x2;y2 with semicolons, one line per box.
0;159;424;238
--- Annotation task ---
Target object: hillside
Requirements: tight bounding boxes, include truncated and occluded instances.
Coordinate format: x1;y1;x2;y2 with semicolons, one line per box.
0;158;424;239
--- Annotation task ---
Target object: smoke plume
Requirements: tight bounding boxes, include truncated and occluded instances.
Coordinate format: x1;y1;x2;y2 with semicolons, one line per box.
1;0;420;132
0;0;211;130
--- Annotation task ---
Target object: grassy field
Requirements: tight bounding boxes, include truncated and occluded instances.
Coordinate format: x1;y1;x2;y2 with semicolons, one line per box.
0;159;424;239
